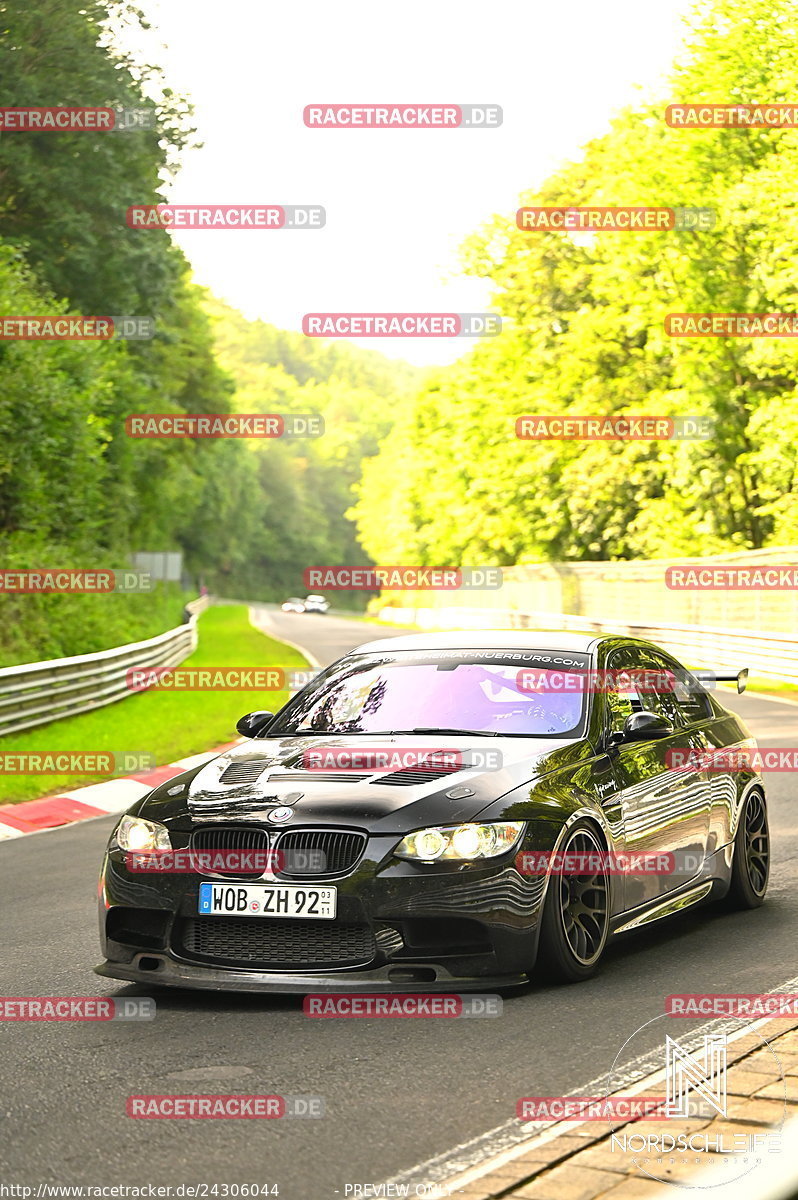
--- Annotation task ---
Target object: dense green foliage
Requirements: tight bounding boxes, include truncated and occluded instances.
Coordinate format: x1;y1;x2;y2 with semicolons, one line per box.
0;582;193;667
352;0;798;563
200;296;418;604
0;0;415;662
3;0;798;667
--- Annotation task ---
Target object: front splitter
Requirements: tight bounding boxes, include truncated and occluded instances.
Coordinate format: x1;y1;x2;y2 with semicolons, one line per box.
94;955;528;994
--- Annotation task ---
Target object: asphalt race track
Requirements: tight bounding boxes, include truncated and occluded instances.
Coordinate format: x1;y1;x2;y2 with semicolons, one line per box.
2;608;797;1196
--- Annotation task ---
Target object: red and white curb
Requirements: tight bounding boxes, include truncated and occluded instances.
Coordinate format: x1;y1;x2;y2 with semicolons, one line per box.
0;741;240;841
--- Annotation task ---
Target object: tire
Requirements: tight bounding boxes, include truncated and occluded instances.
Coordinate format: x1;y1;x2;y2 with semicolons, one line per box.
725;790;770;909
537;821;611;983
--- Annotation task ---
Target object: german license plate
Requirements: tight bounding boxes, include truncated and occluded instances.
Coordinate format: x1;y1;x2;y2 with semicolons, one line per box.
198;882;337;920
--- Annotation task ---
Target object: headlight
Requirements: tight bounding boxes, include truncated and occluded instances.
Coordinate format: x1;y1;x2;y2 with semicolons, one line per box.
395;821;525;862
113;814;171;853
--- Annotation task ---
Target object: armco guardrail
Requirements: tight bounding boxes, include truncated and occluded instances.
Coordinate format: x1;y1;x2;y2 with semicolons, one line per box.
0;595;209;738
377;604;798;684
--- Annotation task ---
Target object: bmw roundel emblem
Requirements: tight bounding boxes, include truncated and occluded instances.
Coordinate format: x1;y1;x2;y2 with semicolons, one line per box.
267;806;293;823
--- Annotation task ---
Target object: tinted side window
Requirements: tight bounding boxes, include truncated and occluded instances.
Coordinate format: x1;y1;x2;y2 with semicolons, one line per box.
604;647;648;733
658;653;713;724
606;647;712;730
633;650;686;727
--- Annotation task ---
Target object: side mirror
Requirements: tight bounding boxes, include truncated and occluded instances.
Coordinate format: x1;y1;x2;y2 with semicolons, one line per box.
615;711;673;744
236;710;274;738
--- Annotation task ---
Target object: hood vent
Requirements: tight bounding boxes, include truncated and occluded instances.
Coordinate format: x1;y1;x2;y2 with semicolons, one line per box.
218;760;273;786
216;759;462;790
266;771;370;783
374;763;462;787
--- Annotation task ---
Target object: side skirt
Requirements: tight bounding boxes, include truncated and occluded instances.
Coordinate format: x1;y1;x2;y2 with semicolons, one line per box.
612;880;715;935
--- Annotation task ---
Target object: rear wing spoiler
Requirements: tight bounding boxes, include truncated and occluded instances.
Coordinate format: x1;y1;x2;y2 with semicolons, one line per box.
693;668;748;694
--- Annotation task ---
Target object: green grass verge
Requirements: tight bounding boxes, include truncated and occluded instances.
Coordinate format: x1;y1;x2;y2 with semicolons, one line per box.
0;606;308;805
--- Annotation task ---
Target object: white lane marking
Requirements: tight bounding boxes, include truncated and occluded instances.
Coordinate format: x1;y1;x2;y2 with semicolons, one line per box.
248;605;322;670
380;972;798;1194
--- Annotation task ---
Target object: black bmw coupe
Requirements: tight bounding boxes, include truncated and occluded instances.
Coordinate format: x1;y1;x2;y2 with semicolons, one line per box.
95;631;769;992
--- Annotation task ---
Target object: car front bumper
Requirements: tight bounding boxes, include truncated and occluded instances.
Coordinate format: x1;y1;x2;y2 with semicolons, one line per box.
96;843;546;994
94;955;527;993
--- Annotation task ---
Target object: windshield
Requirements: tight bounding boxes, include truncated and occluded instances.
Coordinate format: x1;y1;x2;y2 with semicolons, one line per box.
266;650;591;738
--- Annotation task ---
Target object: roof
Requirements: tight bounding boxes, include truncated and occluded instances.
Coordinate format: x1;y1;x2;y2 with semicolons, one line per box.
350;629;604;654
